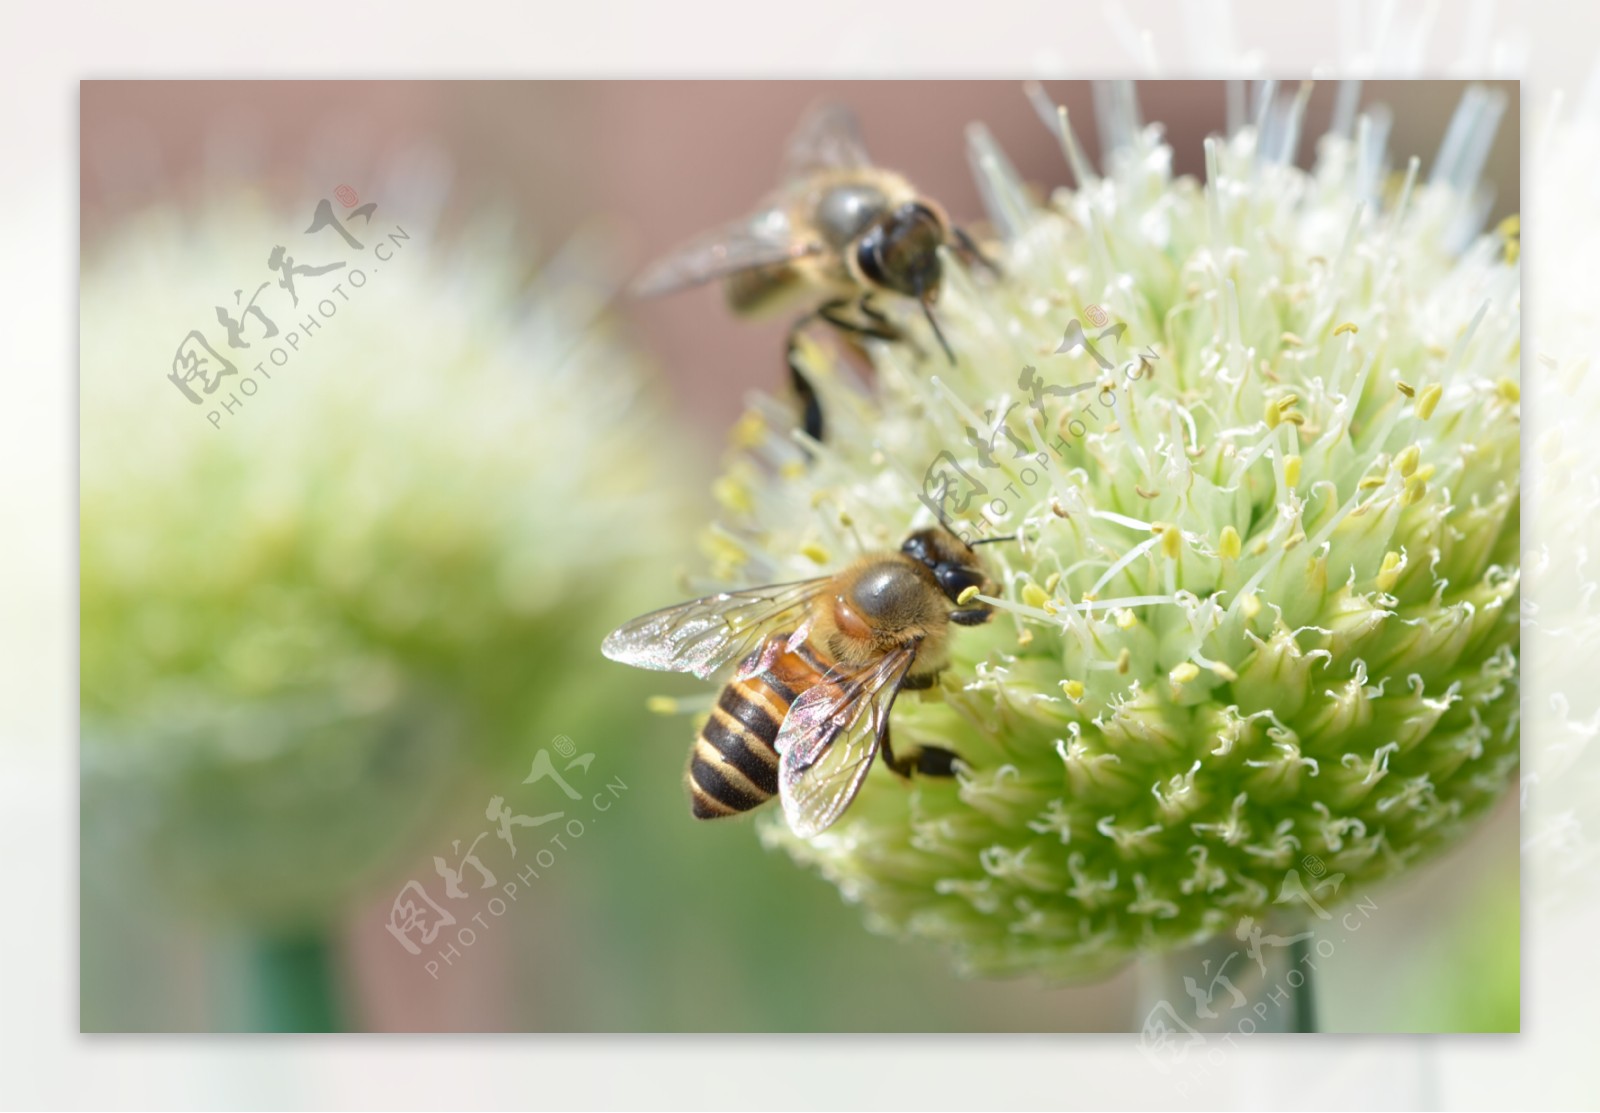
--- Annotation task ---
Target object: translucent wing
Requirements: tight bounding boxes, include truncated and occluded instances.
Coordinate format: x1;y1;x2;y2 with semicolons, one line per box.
775;644;915;838
601;578;830;681
783;102;873;179
631;208;823;298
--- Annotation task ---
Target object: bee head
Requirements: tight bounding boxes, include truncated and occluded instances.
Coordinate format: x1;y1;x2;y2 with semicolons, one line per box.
900;527;995;613
855;202;947;302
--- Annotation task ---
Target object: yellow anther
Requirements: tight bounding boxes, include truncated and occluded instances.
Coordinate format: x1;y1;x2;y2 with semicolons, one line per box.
1395;444;1420;477
1376;551;1403;592
1170;662;1201;684
646;696;679;715
1498;213;1521;263
1219;526;1242;560
1115;608;1137;629
1417;383;1443;420
1022;583;1052;610
1333;322;1359;337
1396;380;1416;398
731;410;767;448
1116;647;1132;674
800;542;831;565
711;476;752;514
703;533;747;573
1240;592;1262;619
957;585;980;606
1154;522;1182;559
1060;679;1085;700
1283;455;1302;488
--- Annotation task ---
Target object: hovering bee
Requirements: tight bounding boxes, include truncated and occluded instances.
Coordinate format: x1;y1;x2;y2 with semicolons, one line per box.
601;527;1003;837
632;103;995;444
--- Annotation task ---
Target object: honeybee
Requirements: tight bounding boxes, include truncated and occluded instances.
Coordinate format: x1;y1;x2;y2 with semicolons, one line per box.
601;528;1001;837
632;103;994;444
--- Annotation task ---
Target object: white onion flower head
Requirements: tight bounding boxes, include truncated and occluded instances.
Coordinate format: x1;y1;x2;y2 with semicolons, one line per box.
706;87;1520;979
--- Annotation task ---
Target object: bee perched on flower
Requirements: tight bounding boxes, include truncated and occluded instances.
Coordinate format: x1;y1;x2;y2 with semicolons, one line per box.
690;83;1521;982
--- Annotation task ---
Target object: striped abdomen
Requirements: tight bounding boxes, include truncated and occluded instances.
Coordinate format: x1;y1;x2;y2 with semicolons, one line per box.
688;634;830;819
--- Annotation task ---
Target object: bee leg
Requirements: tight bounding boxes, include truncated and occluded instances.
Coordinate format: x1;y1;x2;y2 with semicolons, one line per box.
880;724;962;780
953;226;1002;277
855;294;897;336
880;677;962;780
913;746;962;778
949;607;993;626
878;720;914;779
818;298;901;342
785;326;826;445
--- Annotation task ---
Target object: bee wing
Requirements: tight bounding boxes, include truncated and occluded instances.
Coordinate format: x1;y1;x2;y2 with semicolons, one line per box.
775;644;915;838
631;208;823;298
783;102;873;179
601;577;831;680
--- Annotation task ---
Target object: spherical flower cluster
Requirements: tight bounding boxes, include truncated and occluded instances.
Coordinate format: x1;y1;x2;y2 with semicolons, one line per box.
705;88;1520;979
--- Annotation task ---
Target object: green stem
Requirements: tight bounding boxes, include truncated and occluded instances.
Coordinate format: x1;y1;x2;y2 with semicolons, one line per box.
1290;931;1317;1033
247;931;343;1032
1137;918;1319;1036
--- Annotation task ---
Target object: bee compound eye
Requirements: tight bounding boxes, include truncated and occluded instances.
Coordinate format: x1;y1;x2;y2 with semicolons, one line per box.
850;563;915;620
854;229;888;286
873;208;944;299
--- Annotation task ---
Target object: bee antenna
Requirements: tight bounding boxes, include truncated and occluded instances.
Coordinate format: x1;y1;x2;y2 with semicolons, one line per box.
845;517;867;552
922;496;963;540
913;273;955;365
922;298;954;364
970;533;1018;546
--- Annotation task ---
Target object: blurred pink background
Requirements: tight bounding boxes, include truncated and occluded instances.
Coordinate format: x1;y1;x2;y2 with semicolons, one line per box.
82;80;1518;438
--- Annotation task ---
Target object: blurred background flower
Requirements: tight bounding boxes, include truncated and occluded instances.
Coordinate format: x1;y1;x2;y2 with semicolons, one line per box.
79;79;1519;1033
80;189;699;1027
